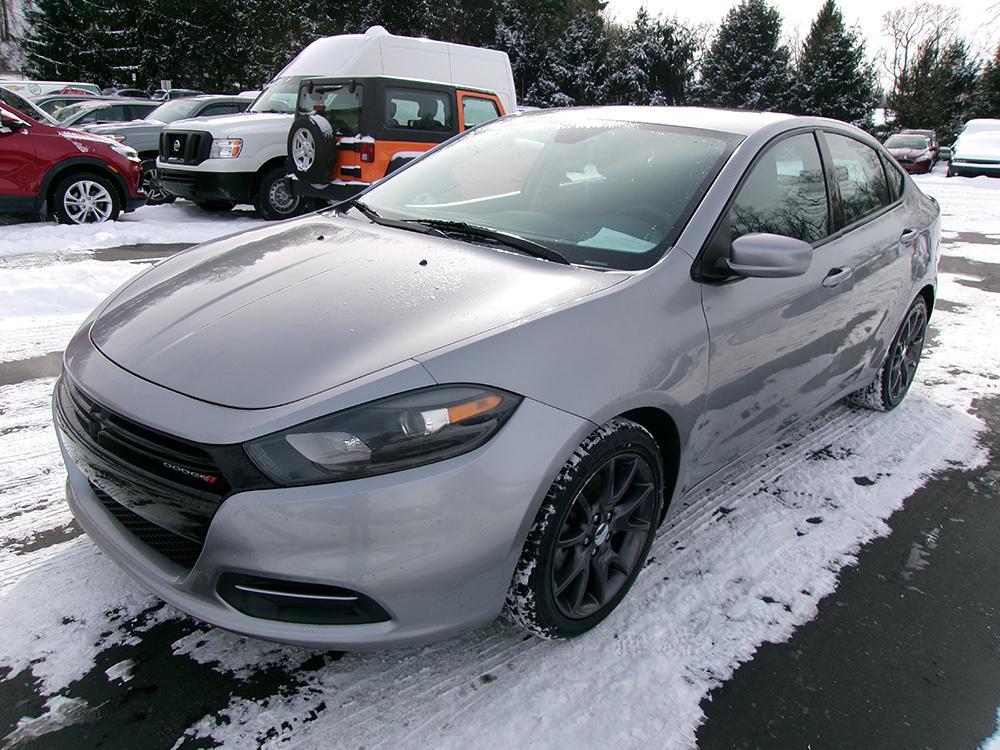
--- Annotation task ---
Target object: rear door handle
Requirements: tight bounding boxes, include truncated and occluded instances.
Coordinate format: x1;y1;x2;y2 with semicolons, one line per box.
900;228;919;244
822;267;853;288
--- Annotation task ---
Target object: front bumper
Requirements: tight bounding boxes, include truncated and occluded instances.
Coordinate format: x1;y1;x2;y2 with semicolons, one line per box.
158;167;254;204
949;161;1000;177
899;160;932;174
55;382;590;649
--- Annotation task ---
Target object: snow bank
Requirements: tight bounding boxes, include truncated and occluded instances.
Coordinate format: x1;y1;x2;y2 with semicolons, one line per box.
0;202;259;258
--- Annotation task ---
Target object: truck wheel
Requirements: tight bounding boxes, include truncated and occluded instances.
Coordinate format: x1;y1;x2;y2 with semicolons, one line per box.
194;200;236;212
140;160;176;205
255;167;304;221
52;173;121;225
287;114;336;183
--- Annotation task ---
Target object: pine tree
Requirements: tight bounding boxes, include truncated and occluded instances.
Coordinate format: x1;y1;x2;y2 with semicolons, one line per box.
605;9;695;105
794;0;878;126
23;0;103;81
974;45;1000;119
891;39;978;138
694;0;793;111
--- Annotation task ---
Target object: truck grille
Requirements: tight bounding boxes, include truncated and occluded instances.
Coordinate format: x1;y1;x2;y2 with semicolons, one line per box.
159;130;211;165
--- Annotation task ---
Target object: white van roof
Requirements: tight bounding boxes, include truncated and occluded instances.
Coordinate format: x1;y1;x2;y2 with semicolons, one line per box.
274;26;517;115
0;80;103;98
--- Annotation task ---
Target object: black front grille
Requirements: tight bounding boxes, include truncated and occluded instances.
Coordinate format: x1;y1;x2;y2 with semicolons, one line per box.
159;130;211;165
159;168;196;187
92;484;204;569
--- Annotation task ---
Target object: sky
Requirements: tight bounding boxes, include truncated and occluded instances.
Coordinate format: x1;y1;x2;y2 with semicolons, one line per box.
605;0;1000;61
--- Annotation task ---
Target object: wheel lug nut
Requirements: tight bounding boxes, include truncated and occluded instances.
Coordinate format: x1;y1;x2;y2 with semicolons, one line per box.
606;512;612;521
593;513;600;523
591;548;597;556
583;537;591;546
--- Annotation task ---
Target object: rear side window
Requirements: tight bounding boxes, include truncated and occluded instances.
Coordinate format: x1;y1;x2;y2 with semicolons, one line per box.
386;88;451;132
823;132;892;228
462;96;501;129
879;153;905;201
298;84;363;136
726;132;830;243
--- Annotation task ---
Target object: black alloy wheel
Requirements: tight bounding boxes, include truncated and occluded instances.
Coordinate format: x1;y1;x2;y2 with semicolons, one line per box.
551;452;658;619
886;301;927;407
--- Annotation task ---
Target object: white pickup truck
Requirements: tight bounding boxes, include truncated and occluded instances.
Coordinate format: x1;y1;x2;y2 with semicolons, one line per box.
156;27;516;220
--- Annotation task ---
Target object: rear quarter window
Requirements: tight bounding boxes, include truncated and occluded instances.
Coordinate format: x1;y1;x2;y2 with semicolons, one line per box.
823;132;892;228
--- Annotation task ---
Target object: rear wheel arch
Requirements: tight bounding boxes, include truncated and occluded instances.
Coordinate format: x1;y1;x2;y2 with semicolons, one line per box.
918;284;935;320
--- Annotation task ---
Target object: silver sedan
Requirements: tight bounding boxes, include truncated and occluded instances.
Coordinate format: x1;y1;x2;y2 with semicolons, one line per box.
54;107;939;648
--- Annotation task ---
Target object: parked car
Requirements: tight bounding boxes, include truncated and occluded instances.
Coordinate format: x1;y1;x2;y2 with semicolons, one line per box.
898;128;939;159
884;133;935;173
82;95;254;204
56;99;159;128
55;106;939;649
947;131;1000;177
0;79;102;98
34;93;109;119
0;85;58;125
150;88;205;101
0;101;144;223
286;76;507;204
102;87;150;98
956;118;1000;137
157;26;516;219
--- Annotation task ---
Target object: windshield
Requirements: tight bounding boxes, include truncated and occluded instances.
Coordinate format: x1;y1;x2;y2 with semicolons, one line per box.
248;76;307;114
356;114;739;271
148;98;202;123
885;135;929;150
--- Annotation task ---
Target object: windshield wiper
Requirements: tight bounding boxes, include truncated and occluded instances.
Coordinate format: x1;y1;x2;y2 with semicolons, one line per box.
404;219;571;265
340;200;447;238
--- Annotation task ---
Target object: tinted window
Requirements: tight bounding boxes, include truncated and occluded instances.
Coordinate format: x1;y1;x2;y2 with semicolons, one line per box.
824;132;891;228
128;104;157;120
297;84;362;136
727;132;829;243
462;96;501;129
386;88;451;132
880;153;904;201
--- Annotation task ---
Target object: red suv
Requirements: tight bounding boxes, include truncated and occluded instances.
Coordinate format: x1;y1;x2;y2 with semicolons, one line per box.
0;101;145;224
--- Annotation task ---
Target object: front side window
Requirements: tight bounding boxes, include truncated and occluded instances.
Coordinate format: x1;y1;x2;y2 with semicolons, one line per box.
727;132;830;243
297;83;362;136
824;132;891;228
385;88;451;132
462;96;501;129
357;114;738;270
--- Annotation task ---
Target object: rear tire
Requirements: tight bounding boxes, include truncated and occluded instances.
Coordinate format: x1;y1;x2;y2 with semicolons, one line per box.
254;167;305;221
503;419;664;639
847;297;928;411
52;173;121;225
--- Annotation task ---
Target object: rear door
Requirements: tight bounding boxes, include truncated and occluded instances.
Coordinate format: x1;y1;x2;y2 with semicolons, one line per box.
692;130;854;481
374;82;457;179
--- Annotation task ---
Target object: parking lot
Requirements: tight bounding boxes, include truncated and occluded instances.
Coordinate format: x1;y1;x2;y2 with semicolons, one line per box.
1;169;999;749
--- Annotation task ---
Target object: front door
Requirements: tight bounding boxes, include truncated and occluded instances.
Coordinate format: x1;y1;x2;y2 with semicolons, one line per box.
691;130;855;483
0;109;38;203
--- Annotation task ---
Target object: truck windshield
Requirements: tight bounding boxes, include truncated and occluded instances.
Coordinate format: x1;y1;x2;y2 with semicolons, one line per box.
248;77;307;114
357;113;740;271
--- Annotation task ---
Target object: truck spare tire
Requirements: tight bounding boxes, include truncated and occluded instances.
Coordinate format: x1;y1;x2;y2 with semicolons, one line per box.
287;114;336;183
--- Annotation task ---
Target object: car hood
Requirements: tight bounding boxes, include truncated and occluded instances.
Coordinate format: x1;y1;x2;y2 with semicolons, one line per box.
90;214;623;409
84;119;162;134
887;146;928;158
953;137;1000;161
166;111;291;137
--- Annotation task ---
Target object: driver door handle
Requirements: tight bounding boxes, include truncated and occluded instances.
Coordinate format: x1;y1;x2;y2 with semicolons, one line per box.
822;267;853;288
900;228;919;244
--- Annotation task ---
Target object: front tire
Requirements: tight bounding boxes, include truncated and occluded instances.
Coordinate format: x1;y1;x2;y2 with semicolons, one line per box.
504;419;664;639
140;159;176;206
254;167;304;221
848;297;928;411
52;173;121;225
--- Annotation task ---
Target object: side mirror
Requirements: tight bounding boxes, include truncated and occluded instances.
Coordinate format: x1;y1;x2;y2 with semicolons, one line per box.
0;112;28;134
725;233;813;278
937;146;952;161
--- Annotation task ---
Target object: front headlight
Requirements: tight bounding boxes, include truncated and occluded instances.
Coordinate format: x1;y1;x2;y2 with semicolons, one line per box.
245;385;522;485
916;151;932;162
210;138;243;158
111;143;140;162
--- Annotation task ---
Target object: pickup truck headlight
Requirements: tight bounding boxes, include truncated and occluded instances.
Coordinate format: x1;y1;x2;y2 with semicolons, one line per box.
245;386;521;485
110;143;140;162
209;138;243;158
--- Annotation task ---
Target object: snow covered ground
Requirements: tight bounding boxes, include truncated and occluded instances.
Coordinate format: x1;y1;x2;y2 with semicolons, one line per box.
0;171;998;748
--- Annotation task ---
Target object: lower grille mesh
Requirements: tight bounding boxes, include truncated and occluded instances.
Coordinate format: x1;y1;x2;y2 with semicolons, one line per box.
92;484;204;569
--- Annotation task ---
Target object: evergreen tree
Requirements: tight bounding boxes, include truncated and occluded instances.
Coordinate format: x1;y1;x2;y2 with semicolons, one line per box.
605;9;694;105
891;39;978;138
694;0;793;111
23;0;103;81
794;0;878;126
528;7;610;107
974;45;1000;118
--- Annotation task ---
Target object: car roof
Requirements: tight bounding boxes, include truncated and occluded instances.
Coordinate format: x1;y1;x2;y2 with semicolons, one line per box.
522;106;797;136
180;94;255;102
